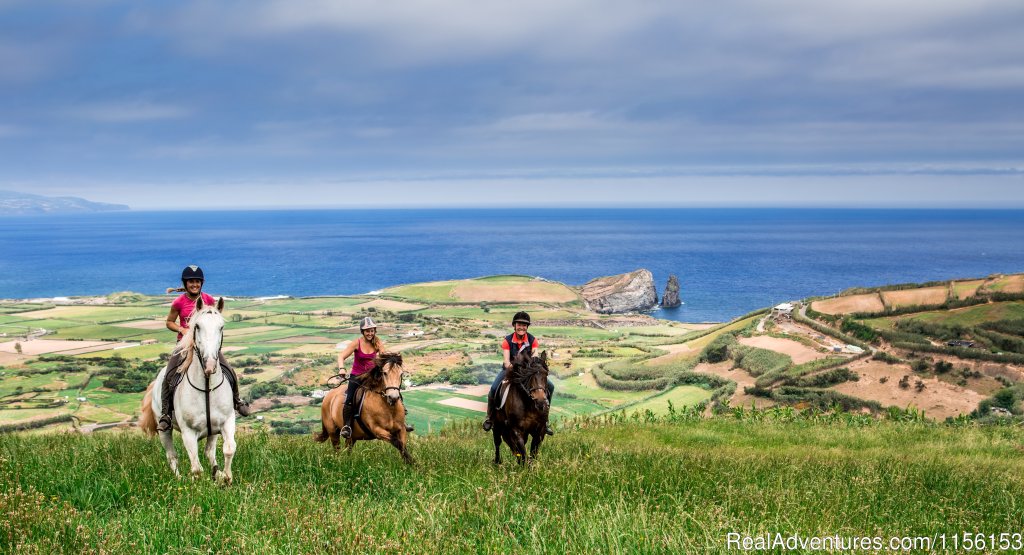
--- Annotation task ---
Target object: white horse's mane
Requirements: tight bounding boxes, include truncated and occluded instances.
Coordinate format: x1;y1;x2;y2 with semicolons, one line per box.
171;303;222;359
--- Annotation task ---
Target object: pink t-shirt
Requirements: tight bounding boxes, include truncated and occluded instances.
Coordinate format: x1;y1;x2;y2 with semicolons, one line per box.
172;293;216;340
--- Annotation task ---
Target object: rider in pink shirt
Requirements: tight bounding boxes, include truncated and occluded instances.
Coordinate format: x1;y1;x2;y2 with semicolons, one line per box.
157;265;252;432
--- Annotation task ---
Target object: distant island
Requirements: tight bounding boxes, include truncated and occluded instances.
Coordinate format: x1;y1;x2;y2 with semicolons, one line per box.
0;190;129;215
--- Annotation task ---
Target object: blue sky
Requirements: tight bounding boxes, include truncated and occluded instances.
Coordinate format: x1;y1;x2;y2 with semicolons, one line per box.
1;0;1023;209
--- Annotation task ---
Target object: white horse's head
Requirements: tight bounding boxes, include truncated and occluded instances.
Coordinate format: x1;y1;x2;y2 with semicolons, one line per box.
191;297;225;376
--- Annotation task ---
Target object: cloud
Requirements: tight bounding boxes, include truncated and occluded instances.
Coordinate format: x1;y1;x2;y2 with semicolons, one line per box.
67;101;193;123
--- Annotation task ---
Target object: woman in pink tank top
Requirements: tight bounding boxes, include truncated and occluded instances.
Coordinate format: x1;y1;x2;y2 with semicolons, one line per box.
335;317;411;437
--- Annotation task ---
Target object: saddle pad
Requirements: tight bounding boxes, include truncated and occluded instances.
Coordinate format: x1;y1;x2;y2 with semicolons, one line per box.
497;381;511;410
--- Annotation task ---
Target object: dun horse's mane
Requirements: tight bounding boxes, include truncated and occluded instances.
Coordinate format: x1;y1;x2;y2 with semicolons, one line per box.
360;352;403;389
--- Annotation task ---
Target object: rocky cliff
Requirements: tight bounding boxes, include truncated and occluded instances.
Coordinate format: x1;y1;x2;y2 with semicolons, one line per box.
579;269;658;314
661;275;681;308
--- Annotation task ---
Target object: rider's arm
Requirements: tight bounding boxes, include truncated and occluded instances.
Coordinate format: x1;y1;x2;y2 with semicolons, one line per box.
166;307;185;334
337;340;358;376
502;347;512;370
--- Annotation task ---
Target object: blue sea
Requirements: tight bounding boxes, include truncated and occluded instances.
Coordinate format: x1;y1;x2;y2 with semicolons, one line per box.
2;209;1023;322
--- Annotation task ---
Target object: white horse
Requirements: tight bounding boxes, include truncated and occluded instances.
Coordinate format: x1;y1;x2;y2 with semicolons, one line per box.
140;297;236;484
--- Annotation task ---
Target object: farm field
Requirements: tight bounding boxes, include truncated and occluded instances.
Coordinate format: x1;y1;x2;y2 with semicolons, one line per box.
3;272;1024;439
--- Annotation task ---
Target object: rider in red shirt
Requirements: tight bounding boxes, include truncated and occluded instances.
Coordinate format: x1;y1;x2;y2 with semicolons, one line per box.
482;311;554;436
157;265;252;432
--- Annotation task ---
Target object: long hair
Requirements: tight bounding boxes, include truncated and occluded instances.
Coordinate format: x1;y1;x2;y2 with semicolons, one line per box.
362;331;384;354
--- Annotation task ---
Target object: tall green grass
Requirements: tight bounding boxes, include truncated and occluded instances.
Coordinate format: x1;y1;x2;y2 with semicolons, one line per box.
4;417;1024;553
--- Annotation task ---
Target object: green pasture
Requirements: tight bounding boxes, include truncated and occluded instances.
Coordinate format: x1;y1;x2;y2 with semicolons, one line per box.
617;385;712;415
8;318;91;330
0;407;68;423
528;326;623;341
77;344;170;360
4;418;1023;553
556;374;650;407
868;301;1024;328
49;325;151;341
257;297;367;313
400;389;486;434
384;282;458;303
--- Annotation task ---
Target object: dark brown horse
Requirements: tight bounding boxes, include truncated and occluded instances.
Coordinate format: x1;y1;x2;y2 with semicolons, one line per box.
491;351;551;465
315;353;412;464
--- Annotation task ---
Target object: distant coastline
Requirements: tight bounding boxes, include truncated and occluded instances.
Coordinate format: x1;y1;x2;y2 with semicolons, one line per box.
0;190;129;215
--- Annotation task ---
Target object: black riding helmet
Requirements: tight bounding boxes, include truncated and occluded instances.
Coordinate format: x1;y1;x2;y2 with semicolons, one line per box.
512;311;531;326
181;265;205;284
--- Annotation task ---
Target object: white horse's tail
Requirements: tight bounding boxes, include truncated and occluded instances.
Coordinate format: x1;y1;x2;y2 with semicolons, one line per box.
139;382;158;436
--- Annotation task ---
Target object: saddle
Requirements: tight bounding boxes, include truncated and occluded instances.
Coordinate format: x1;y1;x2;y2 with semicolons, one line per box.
496;380;512;410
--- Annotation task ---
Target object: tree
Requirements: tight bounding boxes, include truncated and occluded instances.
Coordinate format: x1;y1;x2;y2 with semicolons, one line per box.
14;342;22;354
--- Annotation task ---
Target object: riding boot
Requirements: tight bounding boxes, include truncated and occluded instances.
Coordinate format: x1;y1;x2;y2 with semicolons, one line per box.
340;399;354;438
157;371;177;432
545;381;555;435
157;349;188;432
483;398;498;431
220;355;252;417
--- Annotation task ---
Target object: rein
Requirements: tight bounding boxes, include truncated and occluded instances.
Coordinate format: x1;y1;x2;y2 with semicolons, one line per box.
184;343;226;438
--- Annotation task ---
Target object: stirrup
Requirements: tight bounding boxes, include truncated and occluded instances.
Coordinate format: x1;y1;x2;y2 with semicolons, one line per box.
236;402;253;417
340;425;352;438
157;415;173;432
545;425;554;436
405;424;415;432
482;418;493;432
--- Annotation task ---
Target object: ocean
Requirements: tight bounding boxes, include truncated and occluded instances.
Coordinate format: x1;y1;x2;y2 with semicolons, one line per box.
2;208;1023;322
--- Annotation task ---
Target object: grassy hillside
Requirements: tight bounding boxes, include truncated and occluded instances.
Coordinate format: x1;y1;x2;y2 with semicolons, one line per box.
3;415;1024;553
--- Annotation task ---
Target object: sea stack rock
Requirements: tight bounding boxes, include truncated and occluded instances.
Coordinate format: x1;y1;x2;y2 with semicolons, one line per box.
661;275;682;308
580;269;658;314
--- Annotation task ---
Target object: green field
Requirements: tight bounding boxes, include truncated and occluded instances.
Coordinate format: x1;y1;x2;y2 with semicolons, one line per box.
617;385;713;415
3;417;1023;553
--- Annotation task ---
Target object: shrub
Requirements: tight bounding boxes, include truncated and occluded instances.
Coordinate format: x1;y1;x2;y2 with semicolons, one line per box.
249;381;289;400
841;318;878;343
733;346;791;377
787;367;859;388
872;351;903;364
699;333;737;363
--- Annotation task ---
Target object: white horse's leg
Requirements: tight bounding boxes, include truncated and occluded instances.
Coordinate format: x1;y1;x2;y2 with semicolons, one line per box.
159;430;180;477
180;427;204;478
204;433;219;481
220;416;236;486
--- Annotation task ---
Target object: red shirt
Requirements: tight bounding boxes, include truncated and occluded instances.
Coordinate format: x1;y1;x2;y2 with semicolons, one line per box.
171;293;215;340
502;333;538;354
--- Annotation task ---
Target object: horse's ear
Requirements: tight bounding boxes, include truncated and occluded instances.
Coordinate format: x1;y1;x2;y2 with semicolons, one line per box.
539;350;548;363
195;296;204;311
217;297;225;312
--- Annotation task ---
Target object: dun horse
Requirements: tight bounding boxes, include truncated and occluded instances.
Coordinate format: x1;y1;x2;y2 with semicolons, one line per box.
316;353;412;464
491;351;551;465
139;298;237;483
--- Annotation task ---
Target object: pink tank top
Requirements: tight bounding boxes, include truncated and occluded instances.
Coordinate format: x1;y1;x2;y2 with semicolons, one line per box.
351;339;377;376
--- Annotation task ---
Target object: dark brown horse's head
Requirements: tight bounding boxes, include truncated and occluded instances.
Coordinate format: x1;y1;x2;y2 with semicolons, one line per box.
366;352;405;406
510;351;550;412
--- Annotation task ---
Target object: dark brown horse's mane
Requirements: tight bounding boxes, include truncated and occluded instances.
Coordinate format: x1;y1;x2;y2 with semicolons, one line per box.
359;352;403;389
508;355;548;389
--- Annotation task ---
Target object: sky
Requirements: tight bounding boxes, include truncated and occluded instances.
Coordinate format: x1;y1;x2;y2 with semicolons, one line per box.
1;0;1023;209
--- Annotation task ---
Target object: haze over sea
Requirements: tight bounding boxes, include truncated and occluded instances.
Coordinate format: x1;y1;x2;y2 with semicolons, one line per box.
2;208;1023;322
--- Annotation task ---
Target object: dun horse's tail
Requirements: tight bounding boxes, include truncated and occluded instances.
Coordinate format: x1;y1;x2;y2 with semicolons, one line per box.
138;382;157;436
313;421;330;443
